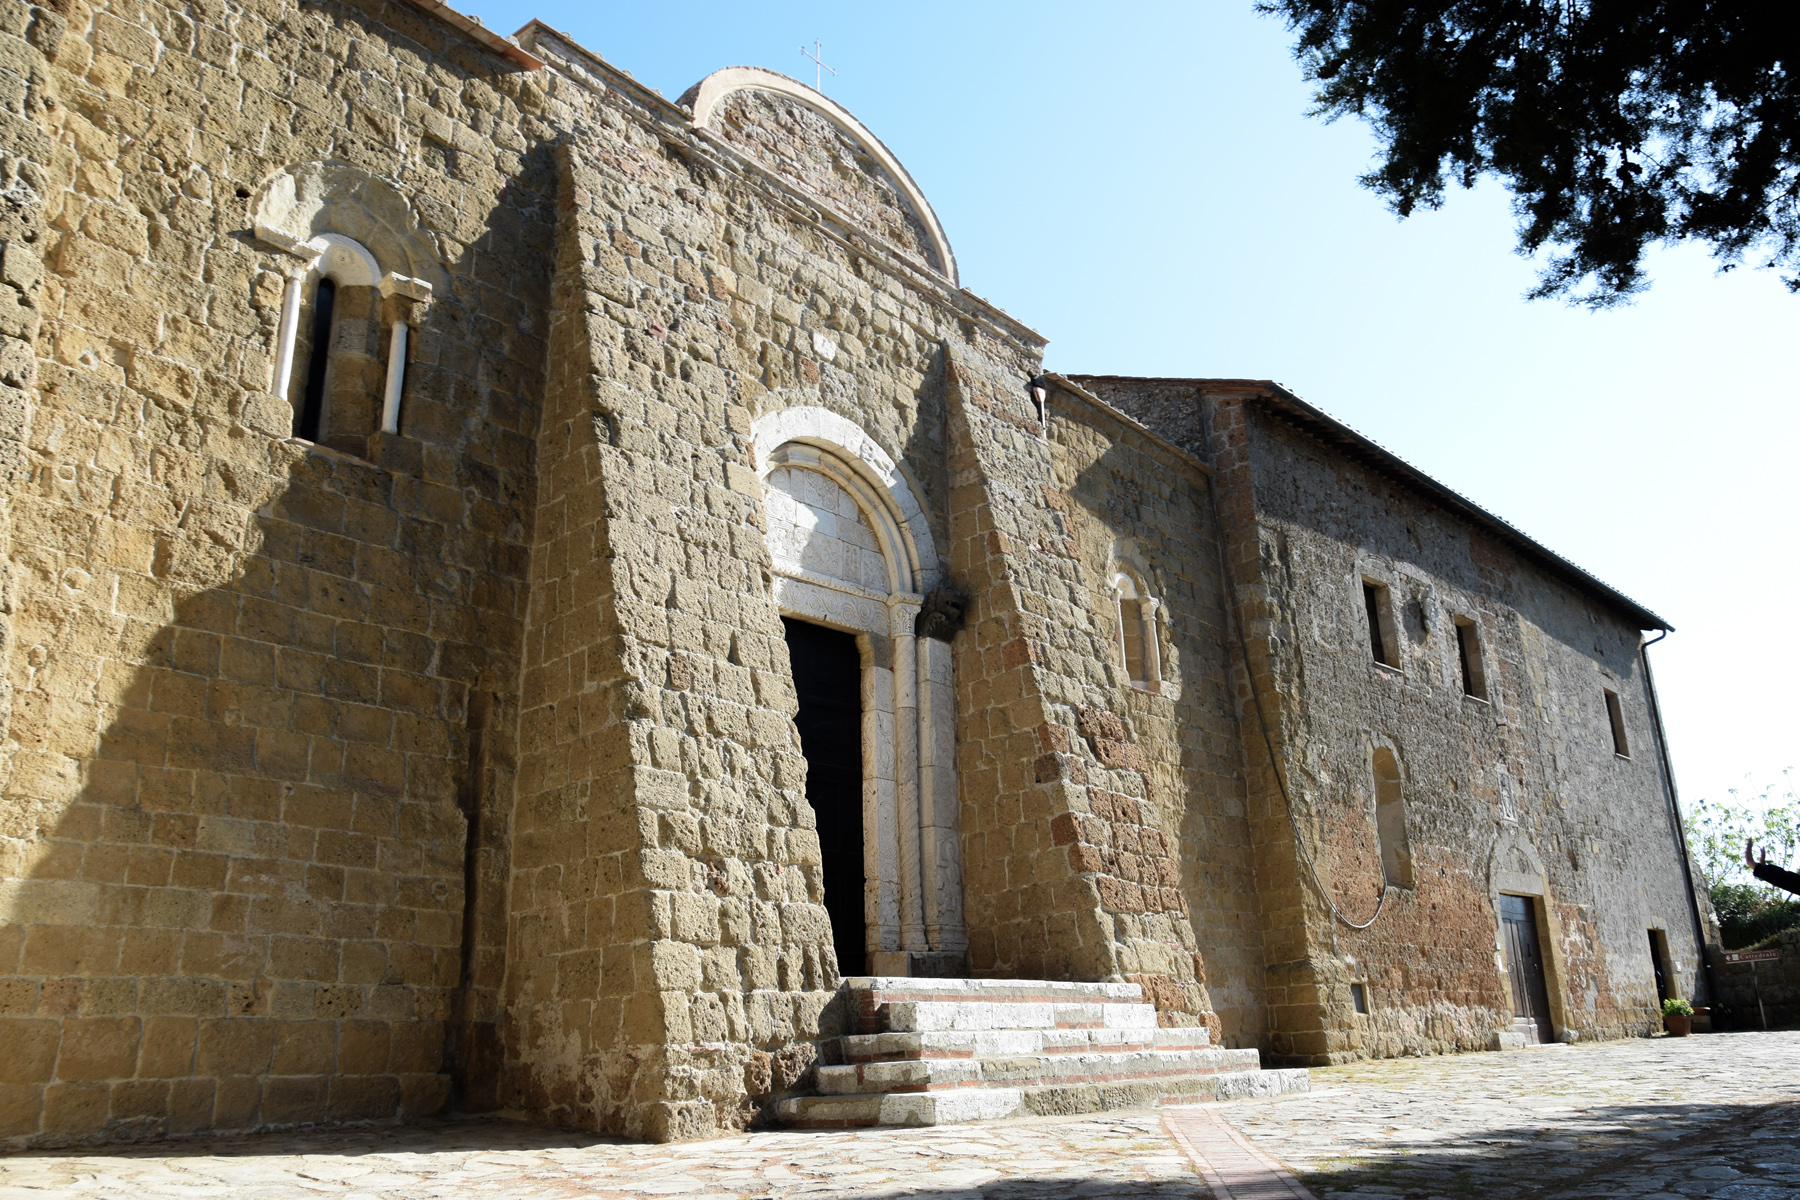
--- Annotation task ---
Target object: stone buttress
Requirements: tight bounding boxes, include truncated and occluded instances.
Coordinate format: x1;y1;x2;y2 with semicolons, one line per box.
503;142;838;1141
945;350;1216;1031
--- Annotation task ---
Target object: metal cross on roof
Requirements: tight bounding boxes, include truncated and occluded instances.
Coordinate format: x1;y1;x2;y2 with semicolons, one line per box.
800;39;837;92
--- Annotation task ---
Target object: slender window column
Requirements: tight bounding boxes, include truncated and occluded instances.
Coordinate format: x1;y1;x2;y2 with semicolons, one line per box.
377;272;433;436
380;321;407;434
272;270;306;401
255;225;320;406
1142;597;1163;693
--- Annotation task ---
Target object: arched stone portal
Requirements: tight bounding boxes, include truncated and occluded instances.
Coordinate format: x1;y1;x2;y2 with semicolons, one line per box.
753;407;966;976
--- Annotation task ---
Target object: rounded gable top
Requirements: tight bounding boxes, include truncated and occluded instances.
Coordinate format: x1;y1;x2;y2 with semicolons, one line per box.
683;66;957;285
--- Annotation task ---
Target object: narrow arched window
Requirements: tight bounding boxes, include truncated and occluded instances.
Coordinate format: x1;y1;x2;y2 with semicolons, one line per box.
1113;571;1162;692
283;235;385;456
294;276;335;441
1373;747;1413;888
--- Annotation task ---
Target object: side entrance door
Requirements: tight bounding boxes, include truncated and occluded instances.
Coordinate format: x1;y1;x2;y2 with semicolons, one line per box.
1500;894;1555;1043
783;617;867;977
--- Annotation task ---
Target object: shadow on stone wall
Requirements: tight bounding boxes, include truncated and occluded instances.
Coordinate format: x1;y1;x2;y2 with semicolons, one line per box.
0;113;555;1143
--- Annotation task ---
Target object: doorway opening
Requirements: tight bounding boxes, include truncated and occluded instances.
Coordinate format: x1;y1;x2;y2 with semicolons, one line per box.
1648;928;1674;1003
782;617;866;976
1500;894;1555;1043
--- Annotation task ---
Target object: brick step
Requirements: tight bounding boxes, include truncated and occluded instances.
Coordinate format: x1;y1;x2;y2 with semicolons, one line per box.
817;1046;1266;1094
841;1025;1214;1062
778;1068;1312;1129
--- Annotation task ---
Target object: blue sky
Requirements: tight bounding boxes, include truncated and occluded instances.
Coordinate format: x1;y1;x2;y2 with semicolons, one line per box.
462;0;1798;817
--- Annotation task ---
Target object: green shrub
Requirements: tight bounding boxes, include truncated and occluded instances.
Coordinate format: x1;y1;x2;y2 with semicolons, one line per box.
1710;882;1800;949
1662;998;1694;1016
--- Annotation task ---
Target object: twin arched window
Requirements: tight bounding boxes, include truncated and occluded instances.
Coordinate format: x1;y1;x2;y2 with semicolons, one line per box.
288;235;382;451
268;232;432;458
1112;571;1161;692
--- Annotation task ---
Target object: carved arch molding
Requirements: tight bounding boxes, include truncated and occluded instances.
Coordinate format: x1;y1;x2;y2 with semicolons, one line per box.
752;406;965;972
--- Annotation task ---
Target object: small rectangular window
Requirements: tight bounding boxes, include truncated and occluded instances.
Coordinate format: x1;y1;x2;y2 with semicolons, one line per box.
1454;617;1487;700
1604;689;1629;757
1350;982;1368;1014
1363;580;1397;667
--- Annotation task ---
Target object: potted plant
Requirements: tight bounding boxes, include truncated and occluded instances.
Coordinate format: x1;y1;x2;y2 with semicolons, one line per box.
1662;997;1694;1037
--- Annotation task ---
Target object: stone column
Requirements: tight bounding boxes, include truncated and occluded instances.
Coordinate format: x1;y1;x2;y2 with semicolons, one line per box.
864;634;902;965
919;633;966;957
1142;597;1163;693
891;596;927;956
377;272;433;435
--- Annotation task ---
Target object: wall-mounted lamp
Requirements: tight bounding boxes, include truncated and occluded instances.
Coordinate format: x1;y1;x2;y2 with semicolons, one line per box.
1026;374;1050;432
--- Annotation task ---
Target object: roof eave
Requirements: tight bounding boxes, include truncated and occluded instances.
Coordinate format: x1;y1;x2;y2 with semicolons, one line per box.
1068;375;1672;633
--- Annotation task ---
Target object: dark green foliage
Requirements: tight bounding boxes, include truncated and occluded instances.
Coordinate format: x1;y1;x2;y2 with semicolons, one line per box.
1259;0;1800;306
1710;882;1800;950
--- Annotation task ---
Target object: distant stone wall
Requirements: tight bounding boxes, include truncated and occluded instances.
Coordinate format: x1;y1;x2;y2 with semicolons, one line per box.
1233;401;1690;1055
1709;934;1800;1029
1089;380;1702;1063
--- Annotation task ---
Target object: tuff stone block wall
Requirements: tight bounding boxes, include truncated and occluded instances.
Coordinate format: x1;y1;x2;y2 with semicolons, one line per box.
0;0;547;1146
494;26;1055;1138
705;88;940;276
0;0;1709;1153
501;129;846;1141
943;361;1215;1028
1044;384;1265;1047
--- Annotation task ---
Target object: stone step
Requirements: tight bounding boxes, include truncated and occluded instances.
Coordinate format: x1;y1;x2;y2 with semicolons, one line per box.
778;977;1306;1131
816;1046;1266;1094
877;998;1160;1034
843;977;1151;1035
841;1024;1214;1062
842;977;1148;1003
778;1068;1312;1129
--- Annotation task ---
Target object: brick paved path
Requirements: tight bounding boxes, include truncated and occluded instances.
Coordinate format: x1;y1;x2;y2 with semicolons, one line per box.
4;1032;1796;1200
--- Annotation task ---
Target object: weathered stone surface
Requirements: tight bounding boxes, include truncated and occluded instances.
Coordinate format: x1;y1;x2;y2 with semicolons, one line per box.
1079;375;1709;1064
0;0;1707;1154
6;1033;1800;1200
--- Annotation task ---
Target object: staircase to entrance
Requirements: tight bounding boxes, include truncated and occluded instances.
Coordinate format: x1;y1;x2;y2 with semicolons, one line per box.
778;977;1310;1128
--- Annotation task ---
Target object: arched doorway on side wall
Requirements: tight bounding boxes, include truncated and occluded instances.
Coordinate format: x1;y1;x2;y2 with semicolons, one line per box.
754;406;966;977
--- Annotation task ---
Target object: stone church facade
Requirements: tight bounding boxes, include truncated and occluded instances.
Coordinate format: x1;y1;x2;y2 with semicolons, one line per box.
0;0;1711;1148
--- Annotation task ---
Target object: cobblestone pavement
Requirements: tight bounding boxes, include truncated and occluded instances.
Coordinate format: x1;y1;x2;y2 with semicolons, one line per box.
1233;1030;1800;1199
3;1032;1796;1200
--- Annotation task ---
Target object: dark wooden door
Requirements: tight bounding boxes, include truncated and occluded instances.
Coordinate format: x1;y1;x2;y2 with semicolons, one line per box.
1500;894;1554;1043
783;618;866;976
